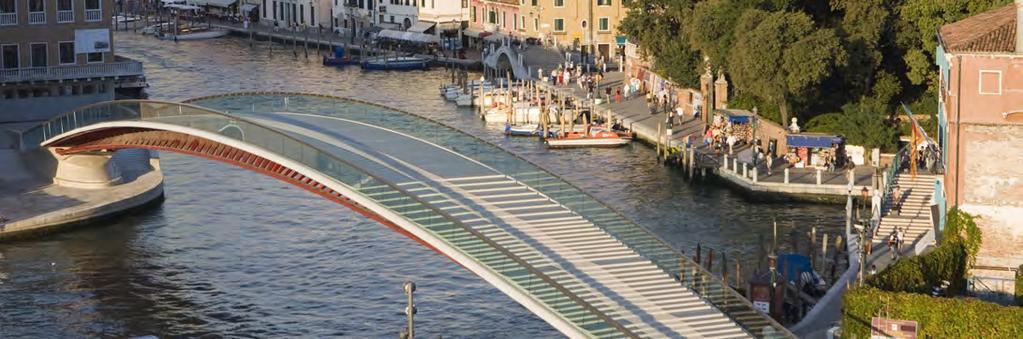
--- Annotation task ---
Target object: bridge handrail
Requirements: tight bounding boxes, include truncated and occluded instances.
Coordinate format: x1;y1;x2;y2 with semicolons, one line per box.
184;91;794;338
26;99;640;339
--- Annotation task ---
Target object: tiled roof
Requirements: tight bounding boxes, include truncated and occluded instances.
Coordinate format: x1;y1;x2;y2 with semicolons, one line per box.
939;3;1017;53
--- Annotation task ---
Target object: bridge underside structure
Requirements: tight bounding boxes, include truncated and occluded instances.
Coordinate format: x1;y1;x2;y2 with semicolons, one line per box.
24;94;793;338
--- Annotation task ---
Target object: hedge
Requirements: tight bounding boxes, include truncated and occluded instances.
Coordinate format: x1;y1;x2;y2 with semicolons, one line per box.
843;287;1023;338
866;208;980;295
1017;264;1022;306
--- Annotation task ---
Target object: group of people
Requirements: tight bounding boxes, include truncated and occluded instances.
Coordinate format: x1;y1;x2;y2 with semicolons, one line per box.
702;115;749;155
886;227;909;260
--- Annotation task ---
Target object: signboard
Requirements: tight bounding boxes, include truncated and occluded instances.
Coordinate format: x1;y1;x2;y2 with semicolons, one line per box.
870;317;918;339
74;29;111;54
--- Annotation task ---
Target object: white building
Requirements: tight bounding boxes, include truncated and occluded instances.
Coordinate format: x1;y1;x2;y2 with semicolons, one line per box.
413;0;468;38
379;0;418;29
261;0;332;28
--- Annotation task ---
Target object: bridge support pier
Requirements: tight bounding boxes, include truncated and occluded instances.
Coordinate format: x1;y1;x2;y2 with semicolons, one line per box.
49;148;123;189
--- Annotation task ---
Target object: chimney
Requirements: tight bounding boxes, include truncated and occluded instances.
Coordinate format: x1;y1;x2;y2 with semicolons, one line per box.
1017;0;1023;52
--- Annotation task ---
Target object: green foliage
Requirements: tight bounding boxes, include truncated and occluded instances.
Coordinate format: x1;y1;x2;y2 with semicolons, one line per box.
618;0;1013;131
866;208;982;295
805;99;899;151
843;287;1023;339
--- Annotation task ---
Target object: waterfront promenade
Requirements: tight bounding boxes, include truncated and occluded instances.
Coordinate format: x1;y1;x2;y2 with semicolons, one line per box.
536;72;874;199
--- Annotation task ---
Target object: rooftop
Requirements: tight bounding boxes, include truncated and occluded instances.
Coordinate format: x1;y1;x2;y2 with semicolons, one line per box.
939;3;1018;53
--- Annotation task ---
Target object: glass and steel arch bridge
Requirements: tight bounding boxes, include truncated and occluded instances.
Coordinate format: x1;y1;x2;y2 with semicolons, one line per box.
21;93;793;339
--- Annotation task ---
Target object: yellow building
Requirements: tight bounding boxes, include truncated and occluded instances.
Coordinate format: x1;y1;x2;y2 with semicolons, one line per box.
517;0;626;59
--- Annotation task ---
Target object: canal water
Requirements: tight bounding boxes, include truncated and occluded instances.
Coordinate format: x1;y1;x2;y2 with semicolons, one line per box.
0;32;844;337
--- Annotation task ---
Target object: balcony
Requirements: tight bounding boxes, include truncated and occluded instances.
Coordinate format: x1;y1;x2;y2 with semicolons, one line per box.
57;10;74;23
0;12;15;25
85;9;101;22
29;11;46;24
0;60;144;84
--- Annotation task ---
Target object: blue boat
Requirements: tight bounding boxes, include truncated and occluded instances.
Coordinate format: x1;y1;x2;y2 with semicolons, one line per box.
360;56;429;71
323;47;357;67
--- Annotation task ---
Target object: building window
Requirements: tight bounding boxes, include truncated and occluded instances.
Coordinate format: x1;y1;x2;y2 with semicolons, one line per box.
470;5;475;22
271;0;276;19
554;18;564;32
1;44;18;69
57;0;73;23
263;0;267;18
87;52;102;63
299;4;304;24
310;6;314;26
520;16;525;31
598;17;608;31
979;70;1002;95
84;0;101;22
597;0;610;5
531;0;536;6
389;15;394;23
0;0;16;26
488;10;495;24
58;42;75;65
30;43;47;68
534;18;538;31
554;0;563;7
28;0;45;24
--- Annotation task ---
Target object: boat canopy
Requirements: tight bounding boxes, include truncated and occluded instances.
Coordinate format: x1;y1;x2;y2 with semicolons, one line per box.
240;3;257;12
786;133;843;148
377;29;440;43
407;21;435;33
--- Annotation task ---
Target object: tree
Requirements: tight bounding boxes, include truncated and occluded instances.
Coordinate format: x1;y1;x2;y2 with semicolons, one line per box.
727;9;847;125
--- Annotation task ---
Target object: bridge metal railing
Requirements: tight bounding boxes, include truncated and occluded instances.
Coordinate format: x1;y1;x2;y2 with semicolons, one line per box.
23;99;640;339
185;92;794;338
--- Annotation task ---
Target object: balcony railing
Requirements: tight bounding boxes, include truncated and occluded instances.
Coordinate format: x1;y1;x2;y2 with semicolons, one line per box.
29;11;46;24
0;12;15;25
0;60;144;84
57;10;74;23
85;9;101;22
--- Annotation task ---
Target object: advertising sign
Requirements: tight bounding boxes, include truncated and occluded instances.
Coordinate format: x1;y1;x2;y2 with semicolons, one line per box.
75;29;112;54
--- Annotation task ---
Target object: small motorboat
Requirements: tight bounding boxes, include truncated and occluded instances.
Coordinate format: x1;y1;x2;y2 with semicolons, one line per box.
455;94;473;107
157;26;227;40
360;56;429;71
323;47;357;67
483;103;545;124
546;128;632;148
141;22;172;35
505;124;541;136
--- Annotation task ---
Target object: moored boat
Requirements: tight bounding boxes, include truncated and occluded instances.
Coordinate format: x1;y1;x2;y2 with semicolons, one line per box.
157;26;227;40
505;124;541;136
546;129;632;148
360;56;429;71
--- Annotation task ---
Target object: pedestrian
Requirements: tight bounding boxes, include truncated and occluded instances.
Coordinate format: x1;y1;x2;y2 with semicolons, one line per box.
615;88;621;103
869;265;877;275
897;227;906;253
892;184;902;215
887;232;898;259
766;153;774;176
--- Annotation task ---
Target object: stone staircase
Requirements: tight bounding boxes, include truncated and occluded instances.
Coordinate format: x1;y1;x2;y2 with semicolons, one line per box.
873;173;938;251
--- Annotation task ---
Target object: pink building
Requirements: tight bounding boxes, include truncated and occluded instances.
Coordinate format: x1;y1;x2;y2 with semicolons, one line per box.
466;0;519;43
937;0;1023;298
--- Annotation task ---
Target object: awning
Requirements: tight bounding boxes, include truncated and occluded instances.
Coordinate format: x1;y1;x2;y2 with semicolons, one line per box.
786;134;844;148
463;28;484;38
240;3;257;12
407;21;435;33
376;29;440;44
615;35;627;46
483;31;508;43
205;0;235;8
716;109;754;124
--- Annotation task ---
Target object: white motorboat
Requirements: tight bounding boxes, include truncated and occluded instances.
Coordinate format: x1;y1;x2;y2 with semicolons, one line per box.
157;26;228;40
455;94;473;107
141;22;172;35
483;103;546;124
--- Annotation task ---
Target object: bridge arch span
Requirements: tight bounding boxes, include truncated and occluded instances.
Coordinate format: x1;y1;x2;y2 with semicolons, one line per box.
31;101;617;338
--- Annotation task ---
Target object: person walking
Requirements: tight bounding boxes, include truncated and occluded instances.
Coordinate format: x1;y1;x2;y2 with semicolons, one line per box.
766;153;774;176
892;184;902;215
888;231;898;260
896;227;906;254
